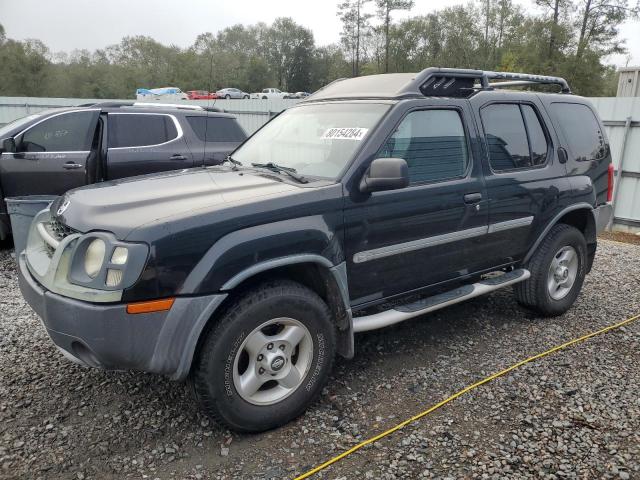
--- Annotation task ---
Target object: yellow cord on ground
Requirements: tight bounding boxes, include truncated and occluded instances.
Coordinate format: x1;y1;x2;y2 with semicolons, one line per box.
294;312;640;480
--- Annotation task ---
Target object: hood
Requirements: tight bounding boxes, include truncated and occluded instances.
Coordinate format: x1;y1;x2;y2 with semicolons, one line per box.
53;167;301;239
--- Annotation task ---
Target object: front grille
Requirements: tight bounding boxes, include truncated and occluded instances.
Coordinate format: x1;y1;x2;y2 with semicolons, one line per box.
47;219;76;241
39;219;76;258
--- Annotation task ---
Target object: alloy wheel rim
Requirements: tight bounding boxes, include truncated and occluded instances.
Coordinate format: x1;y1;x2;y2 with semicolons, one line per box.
232;317;313;406
547;245;578;300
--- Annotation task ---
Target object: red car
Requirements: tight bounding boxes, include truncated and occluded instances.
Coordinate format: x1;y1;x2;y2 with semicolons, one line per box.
187;90;218;100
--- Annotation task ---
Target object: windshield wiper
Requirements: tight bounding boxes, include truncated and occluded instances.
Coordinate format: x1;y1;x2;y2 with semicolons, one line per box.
223;155;242;170
251;162;309;184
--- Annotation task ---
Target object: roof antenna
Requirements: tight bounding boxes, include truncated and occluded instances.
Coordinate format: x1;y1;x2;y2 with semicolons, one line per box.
202;51;216;167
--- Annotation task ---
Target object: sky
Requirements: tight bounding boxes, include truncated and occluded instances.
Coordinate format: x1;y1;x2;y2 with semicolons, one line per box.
1;0;638;67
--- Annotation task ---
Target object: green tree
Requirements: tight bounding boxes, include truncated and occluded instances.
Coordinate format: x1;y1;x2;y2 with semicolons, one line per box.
375;0;414;72
264;18;315;91
338;0;373;76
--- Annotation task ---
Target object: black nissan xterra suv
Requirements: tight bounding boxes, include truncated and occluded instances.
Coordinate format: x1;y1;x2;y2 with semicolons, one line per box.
0;102;246;239
17;68;614;432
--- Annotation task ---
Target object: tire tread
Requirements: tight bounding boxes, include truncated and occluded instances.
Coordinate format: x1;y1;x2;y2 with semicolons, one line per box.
191;279;335;432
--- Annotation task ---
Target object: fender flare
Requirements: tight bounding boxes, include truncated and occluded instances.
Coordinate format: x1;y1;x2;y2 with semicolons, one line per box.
523;202;595;264
221;255;354;359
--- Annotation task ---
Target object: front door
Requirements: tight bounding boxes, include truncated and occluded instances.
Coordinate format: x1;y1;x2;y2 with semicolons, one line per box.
105;113;194;179
344;104;489;306
0;110;99;197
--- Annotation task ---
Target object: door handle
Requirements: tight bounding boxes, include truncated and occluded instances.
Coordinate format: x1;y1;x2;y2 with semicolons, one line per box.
463;192;482;204
170;154;187;160
63;162;83;170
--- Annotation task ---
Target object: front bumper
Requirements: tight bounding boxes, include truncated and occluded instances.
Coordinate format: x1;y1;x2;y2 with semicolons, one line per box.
594;203;613;233
18;253;227;380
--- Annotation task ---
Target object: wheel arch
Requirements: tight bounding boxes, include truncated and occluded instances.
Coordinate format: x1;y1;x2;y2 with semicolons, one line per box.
188;256;353;379
524;203;596;264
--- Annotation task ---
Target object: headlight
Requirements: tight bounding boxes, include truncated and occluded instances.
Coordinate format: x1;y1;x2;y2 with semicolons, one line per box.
67;233;148;293
110;246;129;265
84;239;106;278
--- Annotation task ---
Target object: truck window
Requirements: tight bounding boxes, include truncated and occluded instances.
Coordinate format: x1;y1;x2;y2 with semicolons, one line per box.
521;105;549;166
481;104;546;171
550;103;606;161
20;111;96;152
186;116;246;142
108;114;178;148
378;109;468;184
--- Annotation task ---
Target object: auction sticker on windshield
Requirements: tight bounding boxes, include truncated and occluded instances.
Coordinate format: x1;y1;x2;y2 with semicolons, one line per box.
322;127;369;140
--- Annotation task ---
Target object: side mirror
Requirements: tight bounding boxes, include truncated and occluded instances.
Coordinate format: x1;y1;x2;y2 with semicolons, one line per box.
359;157;409;193
1;137;16;154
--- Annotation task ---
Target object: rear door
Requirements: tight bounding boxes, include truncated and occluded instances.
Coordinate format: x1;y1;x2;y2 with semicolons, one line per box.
185;115;247;165
105;112;194;179
0;109;99;197
344;101;490;305
470;95;571;265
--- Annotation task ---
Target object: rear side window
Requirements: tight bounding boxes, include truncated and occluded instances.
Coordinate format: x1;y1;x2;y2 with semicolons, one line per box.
187;116;246;143
550;103;606;161
108;114;178;148
481;103;548;171
20;111;96;152
378;109;469;184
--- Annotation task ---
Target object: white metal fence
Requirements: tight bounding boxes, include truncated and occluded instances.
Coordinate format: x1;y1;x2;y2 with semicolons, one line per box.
589;97;640;231
0;95;638;231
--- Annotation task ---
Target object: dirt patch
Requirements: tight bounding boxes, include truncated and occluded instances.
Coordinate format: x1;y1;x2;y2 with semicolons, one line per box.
599;230;640;245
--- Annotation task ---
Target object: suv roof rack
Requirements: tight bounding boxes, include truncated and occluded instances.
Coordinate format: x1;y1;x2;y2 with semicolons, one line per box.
413;68;571;97
86;101;135;108
305;67;572;103
131;102;205;111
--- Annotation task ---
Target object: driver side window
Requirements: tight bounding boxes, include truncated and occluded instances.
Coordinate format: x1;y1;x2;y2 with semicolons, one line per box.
20;111;96;153
378;109;469;185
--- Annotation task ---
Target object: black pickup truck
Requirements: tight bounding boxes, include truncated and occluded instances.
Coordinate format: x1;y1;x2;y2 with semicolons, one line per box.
0;103;246;239
17;68;613;432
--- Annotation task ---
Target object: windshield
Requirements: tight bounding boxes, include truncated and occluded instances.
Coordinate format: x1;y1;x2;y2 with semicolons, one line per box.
232;103;390;179
0;114;42;138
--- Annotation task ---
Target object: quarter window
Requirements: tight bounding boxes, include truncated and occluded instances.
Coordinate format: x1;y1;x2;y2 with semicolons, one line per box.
550;103;606;161
108;114;178;148
186;116;246;142
482;103;549;171
522;105;548;166
20;111;96;152
378;109;469;184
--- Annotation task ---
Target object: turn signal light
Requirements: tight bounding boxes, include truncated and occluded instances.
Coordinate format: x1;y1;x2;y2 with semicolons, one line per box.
126;298;175;314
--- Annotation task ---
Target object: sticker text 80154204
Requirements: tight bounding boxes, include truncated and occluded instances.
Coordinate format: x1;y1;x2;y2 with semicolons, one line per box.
321;127;369;140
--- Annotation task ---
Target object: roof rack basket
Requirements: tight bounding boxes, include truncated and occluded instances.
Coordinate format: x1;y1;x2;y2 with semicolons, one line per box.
408;68;571;97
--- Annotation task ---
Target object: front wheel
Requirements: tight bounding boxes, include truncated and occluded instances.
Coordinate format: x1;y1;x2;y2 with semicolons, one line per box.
243;95;249;99
191;280;336;432
514;224;587;316
225;94;231;99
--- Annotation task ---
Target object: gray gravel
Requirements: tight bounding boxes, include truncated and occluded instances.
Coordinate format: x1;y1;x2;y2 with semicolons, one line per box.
1;239;639;480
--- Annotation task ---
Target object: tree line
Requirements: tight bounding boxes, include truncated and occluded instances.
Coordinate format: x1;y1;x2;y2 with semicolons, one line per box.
0;0;637;99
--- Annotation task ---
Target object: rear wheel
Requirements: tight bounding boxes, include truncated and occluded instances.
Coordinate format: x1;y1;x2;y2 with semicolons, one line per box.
515;224;587;316
191;280;336;432
225;94;231;99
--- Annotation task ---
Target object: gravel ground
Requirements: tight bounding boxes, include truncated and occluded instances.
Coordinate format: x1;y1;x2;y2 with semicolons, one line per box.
1;239;639;480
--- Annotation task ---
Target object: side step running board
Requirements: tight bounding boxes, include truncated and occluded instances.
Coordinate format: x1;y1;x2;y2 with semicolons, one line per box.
352;269;530;333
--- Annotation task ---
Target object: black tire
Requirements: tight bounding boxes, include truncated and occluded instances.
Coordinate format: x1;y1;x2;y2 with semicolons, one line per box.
191;279;336;432
262;96;268;100
243;95;249;99
514;223;587;316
